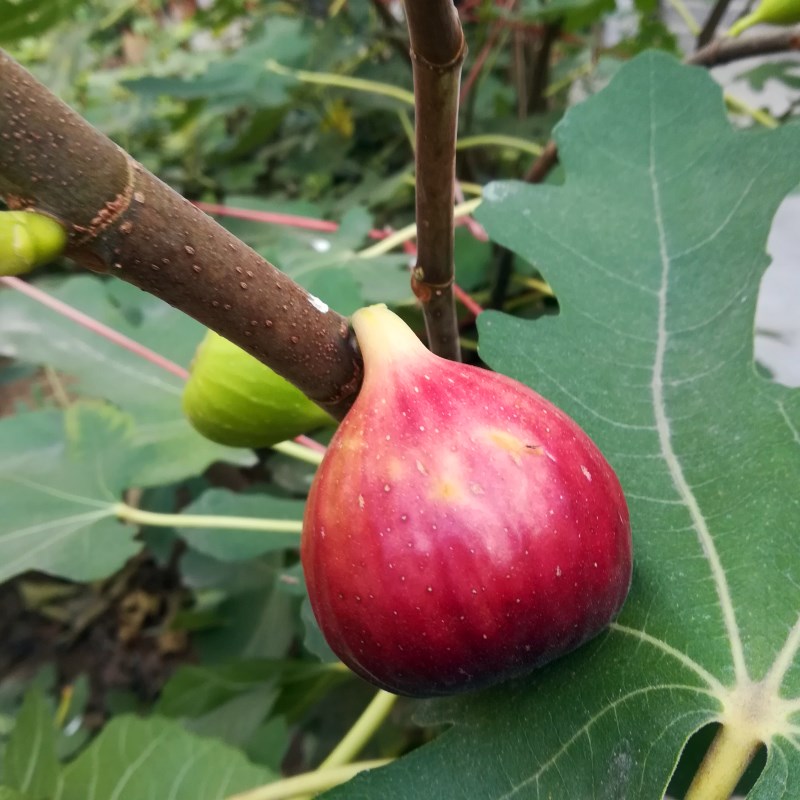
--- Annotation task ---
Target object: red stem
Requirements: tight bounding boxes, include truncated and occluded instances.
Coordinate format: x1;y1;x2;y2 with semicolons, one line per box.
453;284;484;318
460;23;501;103
195;202;340;233
1;275;330;454
0;276;190;380
198;201;484;310
196;202;405;241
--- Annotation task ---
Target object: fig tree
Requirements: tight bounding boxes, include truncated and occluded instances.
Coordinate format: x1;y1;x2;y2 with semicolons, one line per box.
301;304;632;697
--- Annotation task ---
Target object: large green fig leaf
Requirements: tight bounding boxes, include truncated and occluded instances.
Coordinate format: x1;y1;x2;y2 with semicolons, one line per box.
0;275;254;484
156;659;348;724
0;405;141;582
0;405;306;582
2;689;59;800
0;0;82;44
58;715;275;799
0;790;28;799
2;688;277;800
322;53;800;798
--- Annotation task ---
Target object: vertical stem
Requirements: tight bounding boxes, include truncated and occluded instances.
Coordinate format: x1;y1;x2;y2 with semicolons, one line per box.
404;0;466;361
514;28;528;119
489;247;515;310
696;0;734;48
684;725;761;800
528;20;563;113
368;0;411;63
370;0;400;29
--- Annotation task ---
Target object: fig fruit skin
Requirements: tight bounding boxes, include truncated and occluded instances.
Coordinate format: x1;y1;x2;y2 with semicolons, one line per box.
182;330;334;449
0;211;67;276
301;305;632;698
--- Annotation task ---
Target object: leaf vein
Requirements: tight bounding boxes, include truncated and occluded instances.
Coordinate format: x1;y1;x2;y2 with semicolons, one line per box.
609;623;724;693
647;60;747;684
521;217;659;297
668;173;759;263
2;475;112;510
108;727;167;800
777;401;800;446
0;507;112;547
496;684;712;799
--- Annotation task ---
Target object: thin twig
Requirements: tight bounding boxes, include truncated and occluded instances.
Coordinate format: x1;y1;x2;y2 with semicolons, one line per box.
460;19;502;104
523;139;559;184
669;0;702;36
369;0;400;29
367;0;411;63
696;0;735;48
528;20;564;113
404;0;467;361
689;26;800;67
491;137;559;309
514;26;528;118
489;248;516;310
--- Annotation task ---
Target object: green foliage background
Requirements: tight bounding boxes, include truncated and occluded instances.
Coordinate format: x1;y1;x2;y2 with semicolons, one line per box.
1;1;799;798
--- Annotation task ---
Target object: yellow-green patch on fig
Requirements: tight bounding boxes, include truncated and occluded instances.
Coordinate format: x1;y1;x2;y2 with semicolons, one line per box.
182;330;334;449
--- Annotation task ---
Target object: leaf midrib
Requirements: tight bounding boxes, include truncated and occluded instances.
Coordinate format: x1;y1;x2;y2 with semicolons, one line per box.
646;61;747;686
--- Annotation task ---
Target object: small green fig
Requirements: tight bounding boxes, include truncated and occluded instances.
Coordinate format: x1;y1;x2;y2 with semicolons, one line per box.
0;211;67;276
302;305;632;697
182;330;334;448
728;0;800;36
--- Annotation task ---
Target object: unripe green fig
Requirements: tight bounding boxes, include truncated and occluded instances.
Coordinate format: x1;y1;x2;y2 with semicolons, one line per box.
301;305;632;697
182;330;334;448
728;0;800;35
0;211;67;276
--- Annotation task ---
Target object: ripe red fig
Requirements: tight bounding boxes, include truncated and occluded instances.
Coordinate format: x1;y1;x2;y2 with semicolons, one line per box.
301;305;632;697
